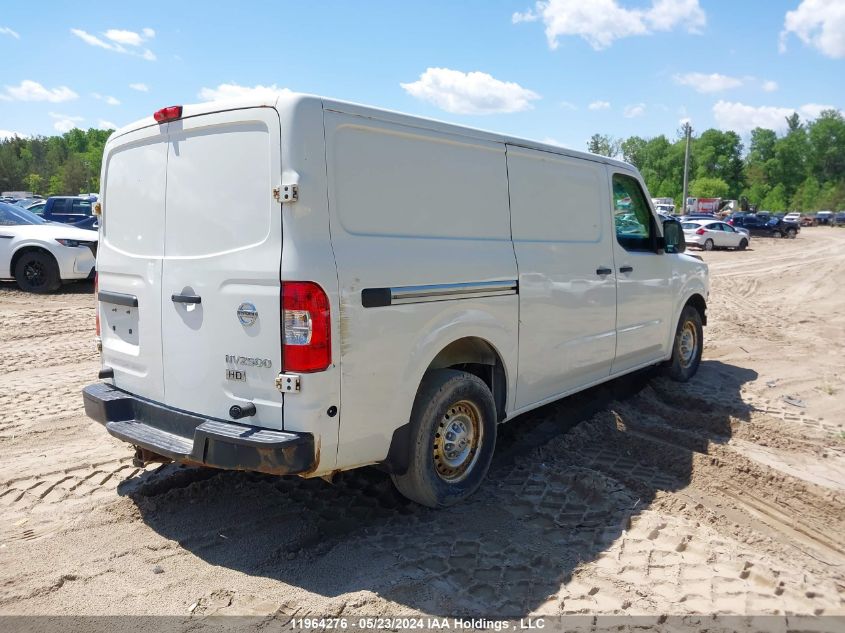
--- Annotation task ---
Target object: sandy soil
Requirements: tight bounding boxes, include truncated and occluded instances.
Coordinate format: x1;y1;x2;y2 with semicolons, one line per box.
1;229;844;618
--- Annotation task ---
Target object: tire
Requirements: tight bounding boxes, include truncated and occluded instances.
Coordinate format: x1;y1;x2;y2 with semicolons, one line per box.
772;230;782;238
703;239;714;251
391;369;497;508
738;238;748;250
665;305;703;382
787;229;797;239
14;250;61;293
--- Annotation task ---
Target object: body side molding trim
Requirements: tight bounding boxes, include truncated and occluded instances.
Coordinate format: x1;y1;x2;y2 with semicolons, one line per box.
362;280;518;308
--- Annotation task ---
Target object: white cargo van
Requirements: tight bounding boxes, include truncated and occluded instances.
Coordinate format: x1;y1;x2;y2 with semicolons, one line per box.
83;93;708;507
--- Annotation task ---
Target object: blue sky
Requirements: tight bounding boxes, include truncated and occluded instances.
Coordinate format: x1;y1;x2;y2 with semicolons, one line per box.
1;1;843;151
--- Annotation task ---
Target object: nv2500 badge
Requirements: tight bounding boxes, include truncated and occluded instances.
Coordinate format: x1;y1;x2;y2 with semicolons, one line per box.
225;355;272;367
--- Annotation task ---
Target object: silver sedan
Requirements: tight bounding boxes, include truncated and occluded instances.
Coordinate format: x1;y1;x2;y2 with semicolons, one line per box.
682;220;750;251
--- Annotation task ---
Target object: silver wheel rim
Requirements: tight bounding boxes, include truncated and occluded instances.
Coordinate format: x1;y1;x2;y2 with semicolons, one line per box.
705;240;713;250
678;321;698;369
433;399;482;482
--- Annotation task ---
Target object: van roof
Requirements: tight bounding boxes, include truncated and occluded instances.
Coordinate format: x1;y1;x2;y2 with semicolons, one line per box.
111;92;634;171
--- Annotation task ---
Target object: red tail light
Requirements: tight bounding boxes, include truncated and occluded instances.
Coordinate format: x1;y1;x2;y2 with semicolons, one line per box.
727;219;734;225
94;273;100;337
695;228;706;235
282;282;331;372
153;105;182;123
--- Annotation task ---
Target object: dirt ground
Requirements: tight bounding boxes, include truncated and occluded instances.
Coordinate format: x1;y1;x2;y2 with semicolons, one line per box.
1;229;844;619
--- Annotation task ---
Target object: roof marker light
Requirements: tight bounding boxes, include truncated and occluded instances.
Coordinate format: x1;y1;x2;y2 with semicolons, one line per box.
153;105;182;123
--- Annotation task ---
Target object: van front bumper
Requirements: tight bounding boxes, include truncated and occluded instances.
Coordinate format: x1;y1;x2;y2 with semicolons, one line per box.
82;383;315;476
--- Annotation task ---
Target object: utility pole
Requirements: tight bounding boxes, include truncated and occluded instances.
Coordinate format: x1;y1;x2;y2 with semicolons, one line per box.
682;122;692;214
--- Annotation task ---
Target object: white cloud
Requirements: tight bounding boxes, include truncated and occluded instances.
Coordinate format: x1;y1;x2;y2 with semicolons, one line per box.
71;27;156;61
104;29;144;46
513;0;705;50
780;0;845;59
762;80;779;92
92;93;121;106
198;83;291;102
712;100;841;133
97;120;117;130
624;103;646;118
542;137;566;146
400;67;540;115
560;100;577;110
673;72;742;93
129;82;149;92
1;26;20;39
1;80;77;103
588;100;611;110
49;112;84;133
799;102;839;119
0;129;26;139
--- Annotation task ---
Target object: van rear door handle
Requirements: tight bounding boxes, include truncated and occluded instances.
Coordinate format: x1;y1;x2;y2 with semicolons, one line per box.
171;293;202;304
596;267;612;275
619;266;634;273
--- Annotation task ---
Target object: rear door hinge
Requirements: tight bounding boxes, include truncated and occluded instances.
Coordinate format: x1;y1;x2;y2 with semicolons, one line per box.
273;184;298;203
275;373;301;393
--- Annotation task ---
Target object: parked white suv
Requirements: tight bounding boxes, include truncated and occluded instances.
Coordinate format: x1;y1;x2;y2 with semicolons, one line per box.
83;94;709;507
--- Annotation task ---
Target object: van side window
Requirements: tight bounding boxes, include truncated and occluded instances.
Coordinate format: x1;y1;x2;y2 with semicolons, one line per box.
612;173;654;252
50;198;68;213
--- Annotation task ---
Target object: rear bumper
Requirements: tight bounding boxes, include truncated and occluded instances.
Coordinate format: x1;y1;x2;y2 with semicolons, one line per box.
82;383;315;475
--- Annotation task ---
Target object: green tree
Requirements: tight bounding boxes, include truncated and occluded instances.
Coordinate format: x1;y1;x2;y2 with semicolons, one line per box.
587;133;621;157
61;153;88;194
24;173;43;194
691;130;744;197
762;183;788;211
808;110;845;186
790;176;821;211
47;174;63;195
689;177;730;199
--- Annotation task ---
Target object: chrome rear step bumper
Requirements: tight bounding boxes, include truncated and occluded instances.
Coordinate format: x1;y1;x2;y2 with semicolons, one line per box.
82;383;314;475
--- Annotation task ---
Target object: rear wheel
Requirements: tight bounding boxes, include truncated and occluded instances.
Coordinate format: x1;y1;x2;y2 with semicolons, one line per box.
703;238;714;251
787;228;797;238
665;305;703;382
14;250;61;293
772;230;783;238
738;238;748;250
391;369;497;508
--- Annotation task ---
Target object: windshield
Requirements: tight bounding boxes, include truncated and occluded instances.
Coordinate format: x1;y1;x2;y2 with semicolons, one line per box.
0;202;48;225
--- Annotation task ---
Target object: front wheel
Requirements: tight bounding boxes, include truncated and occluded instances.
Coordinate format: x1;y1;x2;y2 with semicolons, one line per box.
665;305;703;382
14;250;61;293
391;369;497;508
787;229;797;239
772;230;783;238
703;238;714;251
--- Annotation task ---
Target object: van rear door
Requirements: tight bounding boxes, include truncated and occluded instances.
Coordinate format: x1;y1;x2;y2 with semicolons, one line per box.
99;125;169;403
159;108;284;429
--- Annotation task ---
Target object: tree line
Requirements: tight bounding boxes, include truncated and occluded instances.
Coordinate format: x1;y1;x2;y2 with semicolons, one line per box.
587;109;845;212
0;128;111;196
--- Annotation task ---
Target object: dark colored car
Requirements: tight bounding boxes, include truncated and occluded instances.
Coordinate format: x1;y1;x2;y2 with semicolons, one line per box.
71;215;99;231
39;196;96;224
729;214;800;238
815;211;834;225
835;212;845;226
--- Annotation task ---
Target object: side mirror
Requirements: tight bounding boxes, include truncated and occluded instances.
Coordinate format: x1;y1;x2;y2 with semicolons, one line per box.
662;219;686;254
